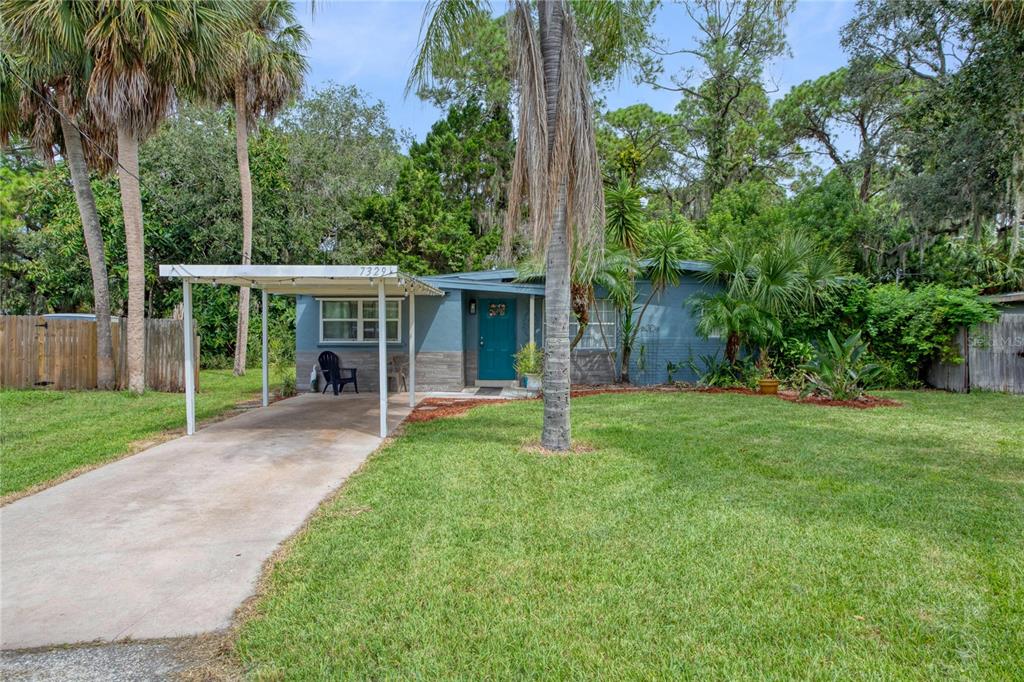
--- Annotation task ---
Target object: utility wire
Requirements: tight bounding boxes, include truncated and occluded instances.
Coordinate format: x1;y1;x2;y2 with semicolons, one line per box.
8;68;238;246
8;68;145;187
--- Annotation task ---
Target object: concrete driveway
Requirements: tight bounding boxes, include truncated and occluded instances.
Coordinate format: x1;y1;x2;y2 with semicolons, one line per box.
1;392;411;650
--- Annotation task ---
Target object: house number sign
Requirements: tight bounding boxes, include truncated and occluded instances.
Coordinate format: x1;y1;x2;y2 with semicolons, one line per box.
359;266;396;277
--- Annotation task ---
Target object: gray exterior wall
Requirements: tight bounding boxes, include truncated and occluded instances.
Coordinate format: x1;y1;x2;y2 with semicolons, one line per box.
571;350;617;384
294;291;464;392
622;277;723;384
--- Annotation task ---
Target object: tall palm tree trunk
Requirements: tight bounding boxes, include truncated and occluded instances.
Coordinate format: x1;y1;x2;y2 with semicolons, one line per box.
116;124;146;394
540;0;571;451
59;115;115;389
233;79;253;376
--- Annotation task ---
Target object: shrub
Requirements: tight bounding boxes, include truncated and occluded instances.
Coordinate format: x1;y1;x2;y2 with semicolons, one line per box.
863;283;998;371
513;342;542;376
801;331;881;400
778;278;998;387
279;371;297;398
687;353;758;388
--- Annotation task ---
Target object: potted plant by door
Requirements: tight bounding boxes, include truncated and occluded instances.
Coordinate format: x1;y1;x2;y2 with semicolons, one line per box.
514;342;543;390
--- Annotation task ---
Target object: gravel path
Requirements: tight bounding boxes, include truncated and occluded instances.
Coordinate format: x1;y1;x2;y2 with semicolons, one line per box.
0;641;190;681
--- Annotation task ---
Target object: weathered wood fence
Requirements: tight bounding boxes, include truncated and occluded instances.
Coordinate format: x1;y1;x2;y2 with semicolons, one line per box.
926;313;1024;395
0;316;199;392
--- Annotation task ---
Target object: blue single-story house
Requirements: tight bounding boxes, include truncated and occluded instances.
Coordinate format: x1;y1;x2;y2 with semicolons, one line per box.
160;262;723;437
293;262;723;391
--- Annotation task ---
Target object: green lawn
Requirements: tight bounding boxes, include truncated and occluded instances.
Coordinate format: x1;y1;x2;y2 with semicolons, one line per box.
237;390;1023;680
0;369;281;497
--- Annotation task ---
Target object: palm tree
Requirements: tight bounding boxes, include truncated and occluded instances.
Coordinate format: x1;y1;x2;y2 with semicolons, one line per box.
85;0;243;393
412;0;630;450
1;0;117;389
515;242;634;351
693;233;843;371
199;0;308;376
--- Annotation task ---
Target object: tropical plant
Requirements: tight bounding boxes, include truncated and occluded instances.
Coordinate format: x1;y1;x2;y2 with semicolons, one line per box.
604;176;645;253
801;330;881;400
693;233;843;374
197;0;308;376
685;352;755;388
0;0;118;389
513;342;542;376
615;218;702;382
85;0;245;393
410;0;644;450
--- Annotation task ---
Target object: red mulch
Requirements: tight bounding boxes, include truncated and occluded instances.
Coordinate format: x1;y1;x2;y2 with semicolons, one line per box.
408;384;899;423
695;386;900;409
407;397;515;422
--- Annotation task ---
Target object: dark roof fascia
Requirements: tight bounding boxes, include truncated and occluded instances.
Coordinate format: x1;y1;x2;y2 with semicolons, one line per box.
429;269;519;282
634;259;712;273
422;277;546;295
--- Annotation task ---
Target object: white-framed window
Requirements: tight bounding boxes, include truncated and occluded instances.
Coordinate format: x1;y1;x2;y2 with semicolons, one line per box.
320;298;401;343
571;299;617;351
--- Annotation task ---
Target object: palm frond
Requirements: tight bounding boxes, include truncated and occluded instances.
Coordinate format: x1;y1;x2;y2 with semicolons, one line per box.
406;0;488;97
548;0;604;271
503;0;548;260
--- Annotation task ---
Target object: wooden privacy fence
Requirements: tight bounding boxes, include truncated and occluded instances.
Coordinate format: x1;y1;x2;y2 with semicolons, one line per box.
926;313;1024;395
0;316;200;392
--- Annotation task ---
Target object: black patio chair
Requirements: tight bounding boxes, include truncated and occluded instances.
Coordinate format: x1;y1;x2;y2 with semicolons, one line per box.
318;351;358;395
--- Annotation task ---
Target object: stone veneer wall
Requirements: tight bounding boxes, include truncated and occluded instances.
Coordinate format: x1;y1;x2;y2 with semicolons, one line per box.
464;348;478;387
296;349;464;393
571;350;618;385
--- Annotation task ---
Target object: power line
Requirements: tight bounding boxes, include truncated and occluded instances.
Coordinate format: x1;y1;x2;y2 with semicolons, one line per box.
8;68;236;249
8;68;144;187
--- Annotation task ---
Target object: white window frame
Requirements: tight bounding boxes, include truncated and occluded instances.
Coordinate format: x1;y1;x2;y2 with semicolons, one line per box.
571;299;617;351
319;298;402;344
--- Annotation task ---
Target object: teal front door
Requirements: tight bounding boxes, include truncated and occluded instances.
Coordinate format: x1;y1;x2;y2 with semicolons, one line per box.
478;298;517;380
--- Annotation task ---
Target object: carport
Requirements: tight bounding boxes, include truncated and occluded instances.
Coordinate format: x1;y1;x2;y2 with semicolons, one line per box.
159;265;444;437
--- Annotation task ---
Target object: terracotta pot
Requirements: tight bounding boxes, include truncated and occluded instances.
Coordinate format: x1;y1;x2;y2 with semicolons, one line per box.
758;379;780;395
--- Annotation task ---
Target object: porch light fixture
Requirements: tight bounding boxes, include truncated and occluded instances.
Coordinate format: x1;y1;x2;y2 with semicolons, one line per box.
468;298;477;315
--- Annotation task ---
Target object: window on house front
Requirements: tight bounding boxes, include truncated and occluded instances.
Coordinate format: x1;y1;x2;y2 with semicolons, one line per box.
571;299;616;351
320;299;400;343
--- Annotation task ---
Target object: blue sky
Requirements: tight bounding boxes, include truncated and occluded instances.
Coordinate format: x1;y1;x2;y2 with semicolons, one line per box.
300;0;858;142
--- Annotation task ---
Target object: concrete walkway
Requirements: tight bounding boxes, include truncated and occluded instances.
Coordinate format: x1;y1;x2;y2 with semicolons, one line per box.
1;392;411;650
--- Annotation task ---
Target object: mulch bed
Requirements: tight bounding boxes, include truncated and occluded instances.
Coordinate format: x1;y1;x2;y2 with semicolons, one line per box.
407;384;899;424
407;397;516;423
694;386;901;409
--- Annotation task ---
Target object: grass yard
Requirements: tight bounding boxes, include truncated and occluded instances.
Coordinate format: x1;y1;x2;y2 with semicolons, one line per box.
0;369;283;497
237;390;1023;680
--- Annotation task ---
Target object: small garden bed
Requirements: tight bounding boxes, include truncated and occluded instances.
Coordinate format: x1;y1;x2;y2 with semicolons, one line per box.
695;386;901;409
410;384;900;426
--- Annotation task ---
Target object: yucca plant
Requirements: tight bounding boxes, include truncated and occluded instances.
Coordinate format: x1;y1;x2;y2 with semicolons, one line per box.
801;330;881;400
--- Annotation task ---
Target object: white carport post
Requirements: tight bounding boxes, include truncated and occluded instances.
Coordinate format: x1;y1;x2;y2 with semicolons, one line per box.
261;289;269;408
408;292;416;407
182;279;196;435
377;280;388;438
